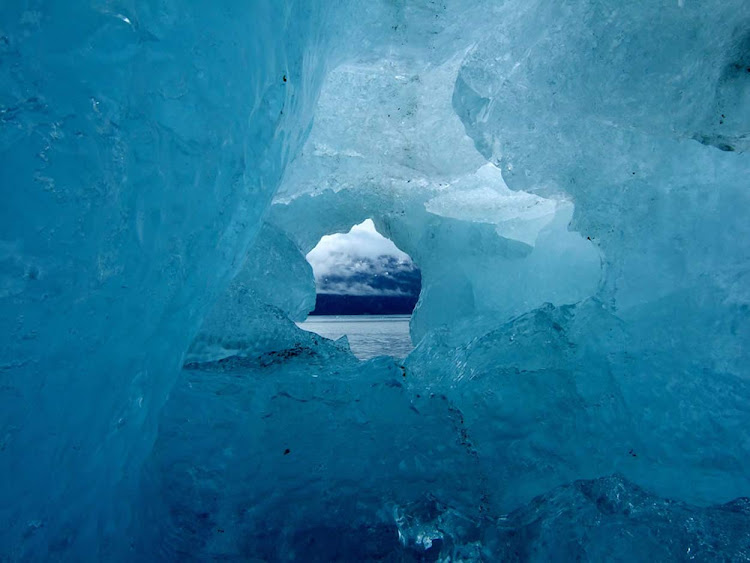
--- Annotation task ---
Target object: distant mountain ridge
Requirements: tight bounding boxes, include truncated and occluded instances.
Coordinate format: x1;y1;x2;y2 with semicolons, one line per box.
312;255;421;315
310;294;419;315
316;255;421;297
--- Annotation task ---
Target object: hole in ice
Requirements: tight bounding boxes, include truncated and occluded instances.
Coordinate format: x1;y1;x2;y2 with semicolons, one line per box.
297;219;421;360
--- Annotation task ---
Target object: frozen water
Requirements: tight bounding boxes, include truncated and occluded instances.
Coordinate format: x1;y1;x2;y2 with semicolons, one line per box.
0;1;332;557
1;0;750;560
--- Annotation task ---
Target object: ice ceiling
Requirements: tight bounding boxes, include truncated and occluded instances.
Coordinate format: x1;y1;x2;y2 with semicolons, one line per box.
1;0;750;560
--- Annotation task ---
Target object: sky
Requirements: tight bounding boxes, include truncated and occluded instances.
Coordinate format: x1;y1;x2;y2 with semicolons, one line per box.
305;219;420;296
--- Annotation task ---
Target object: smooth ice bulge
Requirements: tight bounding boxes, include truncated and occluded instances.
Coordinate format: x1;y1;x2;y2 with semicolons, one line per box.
0;1;333;558
1;0;749;560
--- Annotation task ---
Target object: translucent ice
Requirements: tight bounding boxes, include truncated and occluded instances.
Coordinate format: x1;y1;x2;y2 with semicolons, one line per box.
2;0;749;560
0;1;331;557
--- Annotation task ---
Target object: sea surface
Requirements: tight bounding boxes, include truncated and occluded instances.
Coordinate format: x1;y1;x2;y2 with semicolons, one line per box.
297;314;413;360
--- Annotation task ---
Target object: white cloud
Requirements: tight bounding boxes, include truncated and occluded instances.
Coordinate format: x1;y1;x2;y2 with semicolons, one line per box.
306;219;412;282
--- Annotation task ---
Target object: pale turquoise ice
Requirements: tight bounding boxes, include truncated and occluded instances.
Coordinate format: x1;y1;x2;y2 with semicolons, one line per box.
1;0;750;560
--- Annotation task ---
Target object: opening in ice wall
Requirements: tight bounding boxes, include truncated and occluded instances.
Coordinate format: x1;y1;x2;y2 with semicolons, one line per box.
306;219;421;316
296;219;421;359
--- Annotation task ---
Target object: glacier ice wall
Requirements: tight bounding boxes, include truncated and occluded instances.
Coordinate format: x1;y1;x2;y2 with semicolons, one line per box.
185;222;316;365
2;0;750;560
0;1;332;558
453;0;750;312
269;50;601;342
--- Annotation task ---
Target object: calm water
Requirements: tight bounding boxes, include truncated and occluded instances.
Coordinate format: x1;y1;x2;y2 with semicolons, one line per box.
297;315;413;360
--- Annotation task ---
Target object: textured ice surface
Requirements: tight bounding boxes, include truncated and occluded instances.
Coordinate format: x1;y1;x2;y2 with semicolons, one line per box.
186;222;316;364
0;1;331;558
151;353;750;561
2;0;750;560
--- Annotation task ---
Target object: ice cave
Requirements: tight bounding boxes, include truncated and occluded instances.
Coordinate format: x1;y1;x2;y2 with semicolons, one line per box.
1;1;750;560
